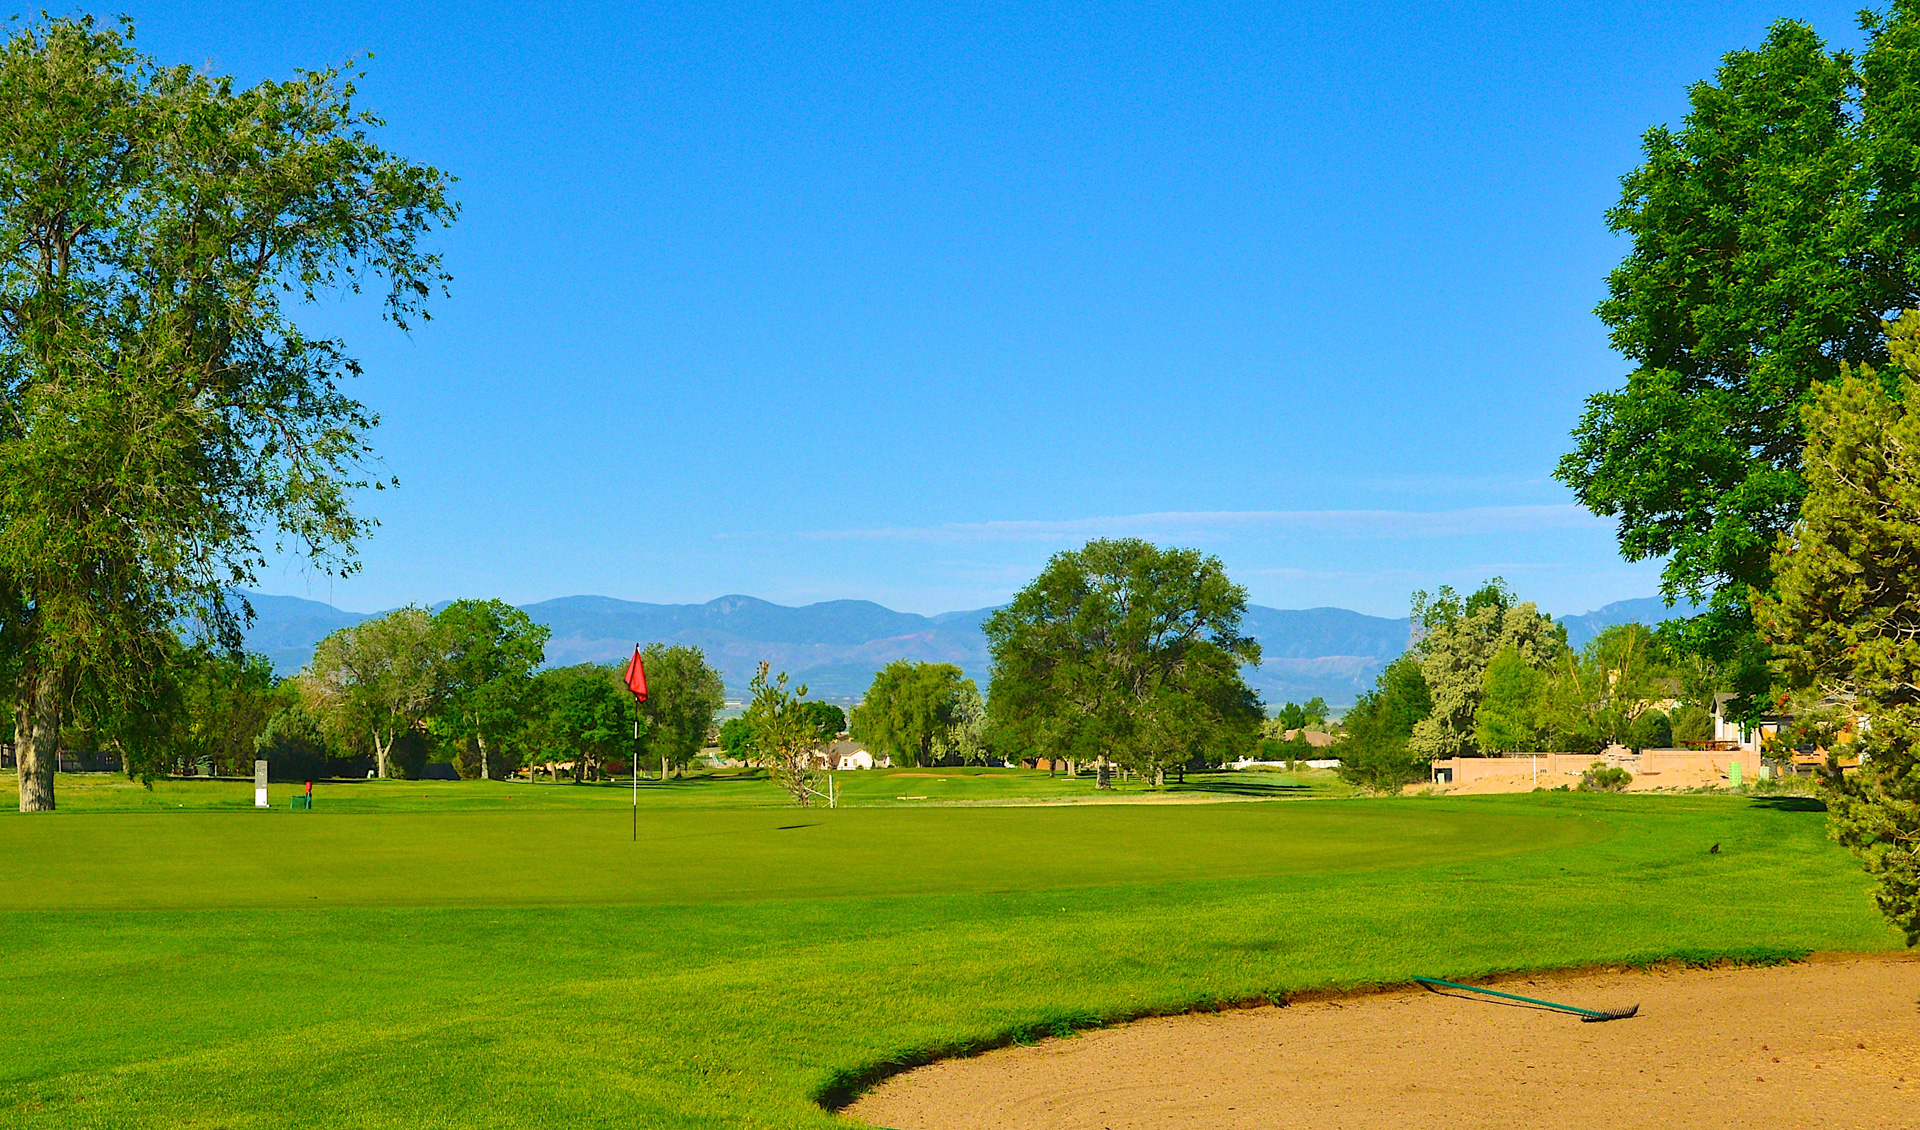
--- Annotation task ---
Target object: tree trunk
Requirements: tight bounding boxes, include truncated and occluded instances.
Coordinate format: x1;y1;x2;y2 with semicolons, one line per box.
478;733;490;781
16;666;60;812
661;754;668;782
1066;758;1076;778
373;731;391;779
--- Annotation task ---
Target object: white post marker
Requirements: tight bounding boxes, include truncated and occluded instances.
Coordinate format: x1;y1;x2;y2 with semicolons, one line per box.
254;759;269;808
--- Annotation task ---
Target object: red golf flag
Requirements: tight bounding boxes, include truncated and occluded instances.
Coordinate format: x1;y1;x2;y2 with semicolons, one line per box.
623;646;648;702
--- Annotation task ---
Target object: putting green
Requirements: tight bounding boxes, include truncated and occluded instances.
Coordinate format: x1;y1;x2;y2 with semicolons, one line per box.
0;776;1901;1129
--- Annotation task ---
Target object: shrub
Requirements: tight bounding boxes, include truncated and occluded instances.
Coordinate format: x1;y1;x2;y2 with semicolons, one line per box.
1579;762;1633;792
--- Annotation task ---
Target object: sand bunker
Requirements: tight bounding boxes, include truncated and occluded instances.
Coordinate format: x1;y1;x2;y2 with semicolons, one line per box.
847;956;1920;1130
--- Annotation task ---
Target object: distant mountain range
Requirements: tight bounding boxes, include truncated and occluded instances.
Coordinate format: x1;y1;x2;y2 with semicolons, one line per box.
236;591;1702;710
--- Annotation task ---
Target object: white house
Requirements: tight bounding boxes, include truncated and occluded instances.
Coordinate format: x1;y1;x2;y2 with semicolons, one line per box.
814;738;881;770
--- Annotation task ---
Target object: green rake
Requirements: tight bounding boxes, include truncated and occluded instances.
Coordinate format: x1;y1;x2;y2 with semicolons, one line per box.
1413;976;1639;1022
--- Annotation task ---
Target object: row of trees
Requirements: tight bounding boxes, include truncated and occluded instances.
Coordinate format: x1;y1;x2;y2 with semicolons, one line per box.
1331;580;1726;793
286;602;724;781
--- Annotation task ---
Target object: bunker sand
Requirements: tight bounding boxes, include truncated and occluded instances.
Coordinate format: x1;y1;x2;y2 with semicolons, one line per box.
848;956;1920;1130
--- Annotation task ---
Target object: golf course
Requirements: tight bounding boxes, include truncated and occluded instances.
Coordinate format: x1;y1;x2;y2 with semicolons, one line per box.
0;769;1901;1128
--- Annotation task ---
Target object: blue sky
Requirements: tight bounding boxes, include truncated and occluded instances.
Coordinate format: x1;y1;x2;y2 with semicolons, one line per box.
123;1;1872;618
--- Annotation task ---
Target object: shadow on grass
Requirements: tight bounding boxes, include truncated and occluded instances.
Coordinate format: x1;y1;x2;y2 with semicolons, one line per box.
1161;777;1314;798
1748;795;1827;813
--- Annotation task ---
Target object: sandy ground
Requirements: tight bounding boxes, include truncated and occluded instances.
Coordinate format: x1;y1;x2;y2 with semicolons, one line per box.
846;957;1920;1130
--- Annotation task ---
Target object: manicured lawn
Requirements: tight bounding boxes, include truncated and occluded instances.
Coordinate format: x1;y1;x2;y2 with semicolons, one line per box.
0;764;1351;812
0;773;1901;1129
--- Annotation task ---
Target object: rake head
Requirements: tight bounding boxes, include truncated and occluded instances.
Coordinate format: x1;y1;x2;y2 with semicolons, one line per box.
1580;1004;1640;1023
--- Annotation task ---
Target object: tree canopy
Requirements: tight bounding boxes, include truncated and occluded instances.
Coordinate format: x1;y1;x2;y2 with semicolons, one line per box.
742;664;823;806
636;643;725;777
303;607;440;779
1407;579;1562;760
0;16;454;810
1333;655;1432;794
851;660;971;769
432;599;548;780
984;538;1263;785
1556;7;1920;710
1753;325;1920;944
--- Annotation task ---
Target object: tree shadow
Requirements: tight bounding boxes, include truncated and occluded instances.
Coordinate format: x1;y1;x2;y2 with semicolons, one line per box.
1748;795;1827;812
1163;777;1313;798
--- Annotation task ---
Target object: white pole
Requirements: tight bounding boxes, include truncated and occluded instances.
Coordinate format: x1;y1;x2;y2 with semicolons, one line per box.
632;717;639;843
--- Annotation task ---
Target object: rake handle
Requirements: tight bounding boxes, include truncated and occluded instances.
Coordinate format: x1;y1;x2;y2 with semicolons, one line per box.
1412;975;1606;1018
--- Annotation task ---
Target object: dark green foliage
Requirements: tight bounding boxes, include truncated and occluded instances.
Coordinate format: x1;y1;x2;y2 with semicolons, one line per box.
852;661;971;768
386;729;430;781
526;664;637;782
1557;8;1920;716
1628;710;1673;753
1273;698;1328;731
1475;647;1544;753
1753;347;1920;944
0;15;455;810
253;702;364;782
985;538;1264;784
718;716;753;761
1671;703;1716;746
799;701;847;742
636;644;726;776
432;599;548;781
172;649;279;778
1334;655;1433;793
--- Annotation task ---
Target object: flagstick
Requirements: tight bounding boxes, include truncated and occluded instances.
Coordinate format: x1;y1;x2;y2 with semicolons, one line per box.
625;642;647;844
633;642;639;844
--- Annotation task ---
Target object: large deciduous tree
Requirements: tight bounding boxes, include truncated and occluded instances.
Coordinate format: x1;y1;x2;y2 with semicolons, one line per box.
637;643;725;779
534;664;635;783
432;599;548;781
1753;326;1920;944
303;608;440;779
984;539;1263;787
1406;580;1562;760
1556;9;1920;711
0;16;454;810
851;660;970;769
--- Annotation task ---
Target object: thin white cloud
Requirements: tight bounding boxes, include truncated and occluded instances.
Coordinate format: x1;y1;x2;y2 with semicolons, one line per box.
799;505;1607;544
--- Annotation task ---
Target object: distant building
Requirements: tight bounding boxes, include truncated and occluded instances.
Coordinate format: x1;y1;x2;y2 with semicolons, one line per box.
1713;693;1784;753
814;738;881;770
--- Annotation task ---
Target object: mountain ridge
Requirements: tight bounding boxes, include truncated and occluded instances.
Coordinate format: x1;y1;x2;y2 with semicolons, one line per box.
237;591;1696;708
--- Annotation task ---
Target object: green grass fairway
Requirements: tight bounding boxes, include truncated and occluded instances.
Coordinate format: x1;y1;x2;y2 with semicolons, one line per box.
0;763;1350;812
0;773;1902;1129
